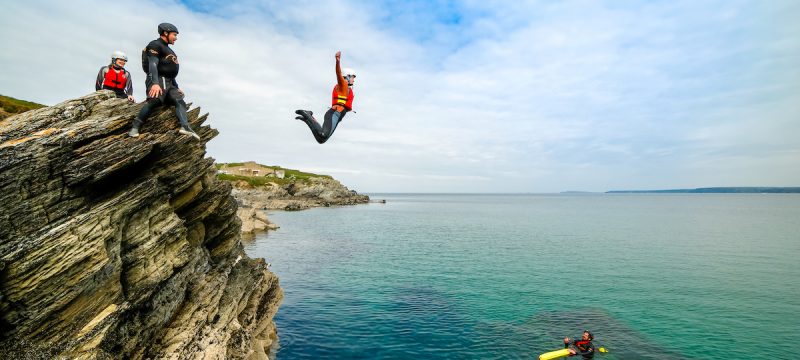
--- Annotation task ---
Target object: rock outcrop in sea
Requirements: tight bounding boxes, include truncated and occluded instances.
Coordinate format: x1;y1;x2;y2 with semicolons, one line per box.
227;173;369;236
0;91;283;359
232;177;369;212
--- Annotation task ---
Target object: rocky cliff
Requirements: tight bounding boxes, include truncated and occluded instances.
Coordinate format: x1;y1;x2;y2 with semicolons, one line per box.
232;177;369;212
229;176;369;237
0;91;283;359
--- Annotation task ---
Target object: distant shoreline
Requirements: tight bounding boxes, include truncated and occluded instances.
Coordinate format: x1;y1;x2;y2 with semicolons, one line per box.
362;188;800;195
606;187;800;194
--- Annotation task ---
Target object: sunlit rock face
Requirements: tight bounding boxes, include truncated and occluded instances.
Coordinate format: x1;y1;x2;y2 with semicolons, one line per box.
0;91;283;359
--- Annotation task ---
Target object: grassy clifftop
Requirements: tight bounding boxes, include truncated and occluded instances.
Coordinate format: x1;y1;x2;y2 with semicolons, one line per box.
0;94;46;120
216;161;332;187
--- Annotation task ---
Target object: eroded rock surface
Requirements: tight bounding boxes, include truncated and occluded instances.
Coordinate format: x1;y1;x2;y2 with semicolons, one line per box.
232;177;369;212
0;91;283;359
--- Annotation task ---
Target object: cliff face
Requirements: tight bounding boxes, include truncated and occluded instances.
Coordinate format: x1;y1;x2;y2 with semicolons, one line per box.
0;91;282;359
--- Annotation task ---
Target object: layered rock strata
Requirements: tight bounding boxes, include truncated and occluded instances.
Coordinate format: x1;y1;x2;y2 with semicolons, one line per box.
0;91;283;359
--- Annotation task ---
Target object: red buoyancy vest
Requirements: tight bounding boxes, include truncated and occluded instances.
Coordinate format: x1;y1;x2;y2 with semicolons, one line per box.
331;86;354;111
102;67;128;90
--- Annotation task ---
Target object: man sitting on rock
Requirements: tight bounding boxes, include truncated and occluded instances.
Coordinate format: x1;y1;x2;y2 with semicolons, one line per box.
95;50;135;102
128;23;200;140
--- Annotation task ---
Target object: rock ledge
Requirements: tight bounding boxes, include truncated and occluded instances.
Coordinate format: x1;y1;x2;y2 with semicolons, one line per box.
0;91;283;359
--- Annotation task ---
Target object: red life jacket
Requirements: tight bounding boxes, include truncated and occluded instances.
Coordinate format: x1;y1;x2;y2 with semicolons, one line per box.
331;86;354;111
102;67;128;90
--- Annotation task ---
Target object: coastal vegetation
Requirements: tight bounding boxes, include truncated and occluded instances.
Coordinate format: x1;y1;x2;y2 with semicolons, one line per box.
216;161;332;187
0;94;45;120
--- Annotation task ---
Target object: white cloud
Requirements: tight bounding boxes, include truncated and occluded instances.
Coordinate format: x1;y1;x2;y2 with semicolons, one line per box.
1;0;798;192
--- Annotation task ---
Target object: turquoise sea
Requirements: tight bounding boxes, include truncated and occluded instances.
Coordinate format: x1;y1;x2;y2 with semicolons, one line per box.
242;194;800;359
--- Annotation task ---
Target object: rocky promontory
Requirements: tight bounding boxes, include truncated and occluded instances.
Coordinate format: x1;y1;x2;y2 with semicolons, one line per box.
0;91;283;359
216;163;369;236
230;176;369;211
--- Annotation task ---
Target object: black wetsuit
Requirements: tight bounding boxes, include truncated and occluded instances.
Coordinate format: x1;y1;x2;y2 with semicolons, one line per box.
565;339;595;359
132;37;191;130
300;108;347;144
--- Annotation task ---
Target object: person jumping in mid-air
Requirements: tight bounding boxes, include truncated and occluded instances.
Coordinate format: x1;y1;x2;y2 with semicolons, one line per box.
295;51;356;144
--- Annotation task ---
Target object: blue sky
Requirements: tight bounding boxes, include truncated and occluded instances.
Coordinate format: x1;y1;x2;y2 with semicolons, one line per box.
1;0;798;192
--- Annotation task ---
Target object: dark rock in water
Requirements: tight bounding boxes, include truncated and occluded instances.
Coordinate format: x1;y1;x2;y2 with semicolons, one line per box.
0;91;283;359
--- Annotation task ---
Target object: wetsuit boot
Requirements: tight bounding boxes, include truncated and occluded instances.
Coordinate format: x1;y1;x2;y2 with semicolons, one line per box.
129;118;143;137
295;110;326;142
295;109;314;120
172;92;201;140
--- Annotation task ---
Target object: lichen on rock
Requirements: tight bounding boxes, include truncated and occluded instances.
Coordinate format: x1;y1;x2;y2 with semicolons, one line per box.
0;91;283;359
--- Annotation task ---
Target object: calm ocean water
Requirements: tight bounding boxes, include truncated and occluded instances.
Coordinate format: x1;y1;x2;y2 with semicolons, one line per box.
242;194;800;360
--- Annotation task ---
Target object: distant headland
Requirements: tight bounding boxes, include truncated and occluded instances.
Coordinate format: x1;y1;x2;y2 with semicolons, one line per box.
606;187;800;194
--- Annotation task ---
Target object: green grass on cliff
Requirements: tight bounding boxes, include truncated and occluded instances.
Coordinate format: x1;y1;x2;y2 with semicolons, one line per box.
216;162;332;187
0;94;46;119
218;173;281;186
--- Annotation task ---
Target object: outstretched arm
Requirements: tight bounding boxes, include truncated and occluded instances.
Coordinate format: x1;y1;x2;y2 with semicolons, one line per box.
334;51;348;94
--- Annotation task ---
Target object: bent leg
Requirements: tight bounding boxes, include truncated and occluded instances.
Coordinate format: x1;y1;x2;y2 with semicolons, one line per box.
317;108;345;144
296;110;327;143
166;89;192;129
130;98;163;136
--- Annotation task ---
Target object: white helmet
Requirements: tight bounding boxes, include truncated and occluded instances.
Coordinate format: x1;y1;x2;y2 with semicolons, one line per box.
111;50;128;62
342;67;356;78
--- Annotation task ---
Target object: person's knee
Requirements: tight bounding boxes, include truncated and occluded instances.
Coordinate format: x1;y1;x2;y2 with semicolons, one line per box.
314;133;330;144
166;91;183;105
137;100;158;118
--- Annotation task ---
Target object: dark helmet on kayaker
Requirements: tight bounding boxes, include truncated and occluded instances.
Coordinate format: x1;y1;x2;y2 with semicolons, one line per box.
158;23;179;36
583;330;593;340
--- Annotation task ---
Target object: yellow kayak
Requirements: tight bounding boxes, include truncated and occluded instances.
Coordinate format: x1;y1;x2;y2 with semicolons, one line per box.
538;348;571;360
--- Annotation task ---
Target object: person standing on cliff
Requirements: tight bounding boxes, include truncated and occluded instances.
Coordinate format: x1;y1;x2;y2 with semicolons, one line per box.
128;23;200;140
295;51;356;144
95;51;135;102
